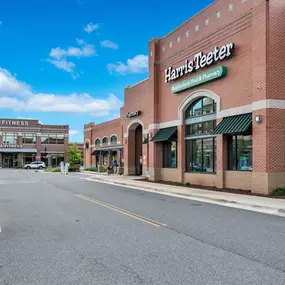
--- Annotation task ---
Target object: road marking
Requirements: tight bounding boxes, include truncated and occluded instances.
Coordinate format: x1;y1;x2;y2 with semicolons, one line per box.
76;194;167;228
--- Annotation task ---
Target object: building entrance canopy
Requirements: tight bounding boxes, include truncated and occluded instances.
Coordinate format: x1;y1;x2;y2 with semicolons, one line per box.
0;148;37;153
91;145;124;156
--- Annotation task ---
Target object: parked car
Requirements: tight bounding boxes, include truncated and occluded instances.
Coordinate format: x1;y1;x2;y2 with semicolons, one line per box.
23;161;46;169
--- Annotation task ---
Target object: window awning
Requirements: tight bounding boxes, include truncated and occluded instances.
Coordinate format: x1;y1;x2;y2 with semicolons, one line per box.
151;127;177;142
91;145;124;155
142;137;149;144
212;113;252;135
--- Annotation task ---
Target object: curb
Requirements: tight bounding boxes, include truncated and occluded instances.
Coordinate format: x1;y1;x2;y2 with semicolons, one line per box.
85;177;285;217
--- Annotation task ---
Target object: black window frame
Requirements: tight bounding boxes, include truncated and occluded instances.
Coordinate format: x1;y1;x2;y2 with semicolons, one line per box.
227;134;252;171
162;140;177;169
186;137;216;173
185;97;216;119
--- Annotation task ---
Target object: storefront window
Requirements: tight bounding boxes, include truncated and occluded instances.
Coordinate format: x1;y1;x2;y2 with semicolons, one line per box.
103;153;108;166
185;96;217;173
228;135;252;171
23;153;36;165
22;133;36;144
186;138;216;173
3;133;18;144
185;120;216;136
163;141;177;168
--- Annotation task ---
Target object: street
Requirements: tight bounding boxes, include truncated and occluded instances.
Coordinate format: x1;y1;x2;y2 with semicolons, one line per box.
0;170;285;285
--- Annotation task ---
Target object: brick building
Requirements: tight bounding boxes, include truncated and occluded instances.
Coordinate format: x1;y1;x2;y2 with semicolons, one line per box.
0;118;69;168
84;0;285;195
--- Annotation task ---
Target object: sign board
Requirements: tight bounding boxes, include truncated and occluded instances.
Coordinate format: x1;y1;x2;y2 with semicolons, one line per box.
125;110;140;118
145;171;150;178
36;155;41;161
80;166;84;171
165;42;234;83
60;161;65;174
0;144;23;149
0;119;39;127
65;163;69;175
171;66;227;94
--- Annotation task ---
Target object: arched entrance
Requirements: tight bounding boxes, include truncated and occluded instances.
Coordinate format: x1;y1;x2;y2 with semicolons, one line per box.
127;122;143;175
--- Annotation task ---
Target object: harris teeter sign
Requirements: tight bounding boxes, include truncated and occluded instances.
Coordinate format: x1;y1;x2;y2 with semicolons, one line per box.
171;66;227;94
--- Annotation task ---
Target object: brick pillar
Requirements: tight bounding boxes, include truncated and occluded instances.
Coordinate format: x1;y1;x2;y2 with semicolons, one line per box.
216;132;227;189
17;133;22;145
108;151;112;166
251;0;270;194
148;129;163;181
142;141;148;176
98;151;104;172
125;130;135;175
36;134;41;159
64;135;68;163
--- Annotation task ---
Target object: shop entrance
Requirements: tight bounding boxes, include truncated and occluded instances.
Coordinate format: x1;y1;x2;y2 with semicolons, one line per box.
127;123;143;175
2;153;18;168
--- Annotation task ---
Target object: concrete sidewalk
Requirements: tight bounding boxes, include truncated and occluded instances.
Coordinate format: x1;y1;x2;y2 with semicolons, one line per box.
79;171;285;217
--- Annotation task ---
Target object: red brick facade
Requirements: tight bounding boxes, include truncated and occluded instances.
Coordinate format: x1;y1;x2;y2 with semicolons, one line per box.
84;0;285;195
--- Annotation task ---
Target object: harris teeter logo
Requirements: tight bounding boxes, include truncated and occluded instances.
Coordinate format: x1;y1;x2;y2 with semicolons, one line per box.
165;42;234;83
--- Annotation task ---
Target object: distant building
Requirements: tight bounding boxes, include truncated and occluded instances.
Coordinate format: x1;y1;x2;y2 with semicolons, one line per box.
0;118;69;168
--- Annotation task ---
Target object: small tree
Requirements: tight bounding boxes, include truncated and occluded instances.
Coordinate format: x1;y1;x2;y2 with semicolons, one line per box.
68;144;83;165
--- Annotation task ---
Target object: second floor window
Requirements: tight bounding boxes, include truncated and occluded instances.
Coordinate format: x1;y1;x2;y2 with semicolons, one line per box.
22;133;36;144
110;136;117;143
95;139;100;145
102;137;108;144
41;134;65;144
3;133;17;144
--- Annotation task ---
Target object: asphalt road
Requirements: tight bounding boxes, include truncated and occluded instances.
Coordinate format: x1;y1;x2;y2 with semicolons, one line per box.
0;170;285;285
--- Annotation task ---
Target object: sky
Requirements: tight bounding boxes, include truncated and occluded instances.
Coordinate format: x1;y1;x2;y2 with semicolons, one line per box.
0;0;214;142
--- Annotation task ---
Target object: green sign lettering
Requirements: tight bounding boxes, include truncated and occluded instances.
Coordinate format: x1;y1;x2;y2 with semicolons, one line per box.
171;66;227;94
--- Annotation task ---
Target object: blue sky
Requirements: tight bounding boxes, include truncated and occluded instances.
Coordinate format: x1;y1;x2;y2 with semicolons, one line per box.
0;0;214;142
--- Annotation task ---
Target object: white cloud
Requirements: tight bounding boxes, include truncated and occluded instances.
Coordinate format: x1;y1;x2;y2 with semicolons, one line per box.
0;67;123;116
69;130;80;137
107;54;148;75
101;40;119;50
84;23;99;33
47;39;96;78
46;59;76;73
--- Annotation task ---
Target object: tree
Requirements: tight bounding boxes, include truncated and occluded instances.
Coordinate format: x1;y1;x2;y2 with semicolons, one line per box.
68;144;83;165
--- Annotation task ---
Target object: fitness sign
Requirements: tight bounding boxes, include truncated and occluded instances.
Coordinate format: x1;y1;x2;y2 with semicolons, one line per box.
165;42;234;87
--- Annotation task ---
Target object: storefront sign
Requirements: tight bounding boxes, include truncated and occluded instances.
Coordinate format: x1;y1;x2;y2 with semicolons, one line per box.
125;110;141;118
0;120;29;126
171;66;227;94
165;42;234;83
0;144;23;149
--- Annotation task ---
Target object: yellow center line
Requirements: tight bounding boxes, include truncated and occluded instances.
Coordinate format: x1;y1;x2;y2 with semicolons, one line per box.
76;194;167;228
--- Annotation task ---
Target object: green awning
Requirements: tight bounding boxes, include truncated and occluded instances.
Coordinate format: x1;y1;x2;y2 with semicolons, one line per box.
142;137;149;144
212;113;252;135
151;127;177;142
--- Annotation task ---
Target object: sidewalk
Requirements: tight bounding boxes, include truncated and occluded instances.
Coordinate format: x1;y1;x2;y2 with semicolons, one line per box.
80;171;285;217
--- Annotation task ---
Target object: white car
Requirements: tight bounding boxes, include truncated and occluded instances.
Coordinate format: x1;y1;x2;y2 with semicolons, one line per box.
24;161;46;169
